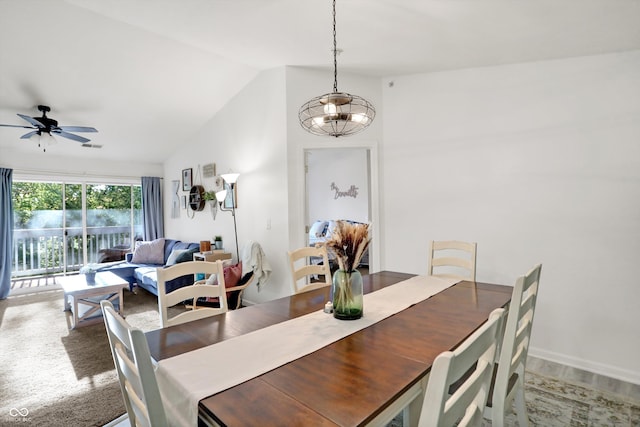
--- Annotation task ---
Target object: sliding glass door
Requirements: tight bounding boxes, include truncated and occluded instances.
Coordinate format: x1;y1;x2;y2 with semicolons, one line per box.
12;180;142;278
64;183;84;271
12;182;65;277
85;183;142;264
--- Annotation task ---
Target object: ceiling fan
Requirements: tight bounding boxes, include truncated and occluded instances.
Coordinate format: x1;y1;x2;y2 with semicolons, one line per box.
0;105;98;150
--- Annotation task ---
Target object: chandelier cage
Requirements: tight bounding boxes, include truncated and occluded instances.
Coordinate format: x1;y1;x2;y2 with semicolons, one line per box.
298;0;375;137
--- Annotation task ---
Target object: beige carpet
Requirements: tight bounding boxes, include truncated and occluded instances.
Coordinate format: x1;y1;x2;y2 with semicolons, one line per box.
0;287;165;426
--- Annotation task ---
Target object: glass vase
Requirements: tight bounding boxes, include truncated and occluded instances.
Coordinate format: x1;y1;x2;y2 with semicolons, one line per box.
84;272;96;285
332;269;363;320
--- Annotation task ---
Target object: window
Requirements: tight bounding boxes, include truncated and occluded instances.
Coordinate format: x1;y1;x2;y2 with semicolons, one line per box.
12;181;142;278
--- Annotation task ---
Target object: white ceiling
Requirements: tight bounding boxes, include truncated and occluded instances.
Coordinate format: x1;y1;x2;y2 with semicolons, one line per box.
1;0;639;163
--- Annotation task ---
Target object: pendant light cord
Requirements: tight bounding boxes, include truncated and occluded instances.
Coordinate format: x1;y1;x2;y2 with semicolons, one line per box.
333;0;338;93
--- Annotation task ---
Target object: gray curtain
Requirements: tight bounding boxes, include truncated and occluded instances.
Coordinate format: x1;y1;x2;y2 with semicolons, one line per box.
0;168;14;299
141;176;164;241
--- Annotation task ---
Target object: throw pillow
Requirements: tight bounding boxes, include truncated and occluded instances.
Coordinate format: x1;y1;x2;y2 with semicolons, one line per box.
130;238;165;264
309;220;328;237
135;240;149;249
205;262;243;304
223;262;243;289
174;247;199;264
166;248;189;266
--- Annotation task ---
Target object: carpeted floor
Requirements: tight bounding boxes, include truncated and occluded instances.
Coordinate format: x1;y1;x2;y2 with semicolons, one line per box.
1;288;638;426
0;288;166;426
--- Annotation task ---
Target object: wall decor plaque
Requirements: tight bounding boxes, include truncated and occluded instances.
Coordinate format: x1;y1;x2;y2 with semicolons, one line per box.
203;163;216;178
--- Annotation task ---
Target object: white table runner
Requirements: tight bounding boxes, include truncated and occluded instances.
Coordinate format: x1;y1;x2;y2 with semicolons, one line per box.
155;275;457;427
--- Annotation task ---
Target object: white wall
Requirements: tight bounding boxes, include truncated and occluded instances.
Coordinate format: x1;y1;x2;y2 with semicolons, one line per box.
163;67;290;304
381;50;640;383
307;148;370;225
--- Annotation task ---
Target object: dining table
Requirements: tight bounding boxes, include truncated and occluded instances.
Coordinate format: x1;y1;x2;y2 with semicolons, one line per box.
145;271;512;427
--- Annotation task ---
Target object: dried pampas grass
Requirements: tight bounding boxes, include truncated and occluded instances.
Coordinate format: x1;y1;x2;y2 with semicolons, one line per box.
320;221;371;272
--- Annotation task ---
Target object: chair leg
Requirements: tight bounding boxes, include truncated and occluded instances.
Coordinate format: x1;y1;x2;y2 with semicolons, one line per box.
491;409;505;427
514;381;529;427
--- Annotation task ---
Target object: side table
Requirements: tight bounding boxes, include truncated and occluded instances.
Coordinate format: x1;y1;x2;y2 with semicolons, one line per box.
193;250;232;263
193;251;232;281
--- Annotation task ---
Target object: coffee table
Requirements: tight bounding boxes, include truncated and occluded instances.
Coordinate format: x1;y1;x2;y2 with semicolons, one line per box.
59;271;129;329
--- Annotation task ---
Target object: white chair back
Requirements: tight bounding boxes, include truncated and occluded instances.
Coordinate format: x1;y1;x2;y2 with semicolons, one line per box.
419;308;505;427
101;300;168;427
428;240;477;282
156;260;228;328
486;263;542;427
288;246;332;294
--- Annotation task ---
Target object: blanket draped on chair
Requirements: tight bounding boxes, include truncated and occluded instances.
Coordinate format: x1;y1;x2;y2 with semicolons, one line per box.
241;240;271;290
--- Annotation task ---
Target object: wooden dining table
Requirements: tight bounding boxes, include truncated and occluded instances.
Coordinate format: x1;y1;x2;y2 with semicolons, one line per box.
145;271;512;427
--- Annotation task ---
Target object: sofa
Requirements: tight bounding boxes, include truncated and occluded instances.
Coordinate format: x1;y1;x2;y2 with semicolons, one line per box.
99;238;200;296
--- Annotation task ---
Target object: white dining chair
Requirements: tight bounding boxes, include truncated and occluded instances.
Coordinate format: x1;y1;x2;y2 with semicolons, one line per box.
101;300;169;427
427;240;477;282
484;263;542;427
418;308;505;427
288;246;332;294
156;260;228;327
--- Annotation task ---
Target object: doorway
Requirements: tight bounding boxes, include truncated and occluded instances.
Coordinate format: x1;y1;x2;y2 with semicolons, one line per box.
304;147;372;273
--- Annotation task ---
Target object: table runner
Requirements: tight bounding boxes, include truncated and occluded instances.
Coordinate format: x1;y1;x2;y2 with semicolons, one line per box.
155;275;457;426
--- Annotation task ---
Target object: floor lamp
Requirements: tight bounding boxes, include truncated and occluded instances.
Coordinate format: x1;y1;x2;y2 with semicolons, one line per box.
215;173;240;264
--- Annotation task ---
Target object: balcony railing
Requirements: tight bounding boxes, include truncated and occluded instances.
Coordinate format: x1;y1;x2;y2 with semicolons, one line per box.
12;226;136;278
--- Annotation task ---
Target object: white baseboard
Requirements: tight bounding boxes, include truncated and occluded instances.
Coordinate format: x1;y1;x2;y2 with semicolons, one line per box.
529;346;640;385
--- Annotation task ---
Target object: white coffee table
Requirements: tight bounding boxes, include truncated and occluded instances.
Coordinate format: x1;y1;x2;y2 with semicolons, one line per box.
59;271;128;329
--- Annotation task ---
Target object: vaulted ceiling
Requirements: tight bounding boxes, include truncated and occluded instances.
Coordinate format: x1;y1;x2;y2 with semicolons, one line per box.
1;0;639;163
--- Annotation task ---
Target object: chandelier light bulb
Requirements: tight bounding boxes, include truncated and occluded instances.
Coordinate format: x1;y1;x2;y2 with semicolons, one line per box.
324;103;337;115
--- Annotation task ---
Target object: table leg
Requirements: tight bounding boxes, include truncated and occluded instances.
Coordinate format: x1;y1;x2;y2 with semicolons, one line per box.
404;374;429;427
63;292;71;311
119;288;124;315
73;296;79;329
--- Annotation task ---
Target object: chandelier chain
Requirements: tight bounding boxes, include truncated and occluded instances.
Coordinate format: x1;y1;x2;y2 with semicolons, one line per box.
333;0;338;93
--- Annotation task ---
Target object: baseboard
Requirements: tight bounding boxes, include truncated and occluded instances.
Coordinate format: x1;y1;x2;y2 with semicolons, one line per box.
529;346;640;386
240;298;257;307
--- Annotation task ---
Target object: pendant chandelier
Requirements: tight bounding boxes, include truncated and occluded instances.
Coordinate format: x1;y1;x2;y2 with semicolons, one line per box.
298;0;375;137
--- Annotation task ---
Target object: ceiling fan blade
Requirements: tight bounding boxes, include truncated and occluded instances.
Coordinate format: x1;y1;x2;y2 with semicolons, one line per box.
17;113;45;128
53;130;91;143
0;123;36;129
58;125;98;133
20;130;39;139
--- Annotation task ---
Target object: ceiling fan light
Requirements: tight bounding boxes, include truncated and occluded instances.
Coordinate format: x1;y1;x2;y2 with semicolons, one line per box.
42;132;56;146
0;105;98;150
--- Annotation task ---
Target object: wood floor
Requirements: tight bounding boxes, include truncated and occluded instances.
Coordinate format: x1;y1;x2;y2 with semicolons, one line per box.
527;355;640;402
